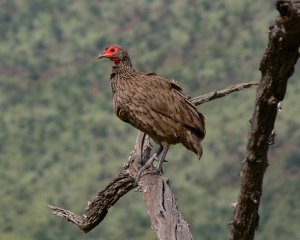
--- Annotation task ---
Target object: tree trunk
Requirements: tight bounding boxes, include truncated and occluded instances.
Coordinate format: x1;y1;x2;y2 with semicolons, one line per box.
230;1;300;239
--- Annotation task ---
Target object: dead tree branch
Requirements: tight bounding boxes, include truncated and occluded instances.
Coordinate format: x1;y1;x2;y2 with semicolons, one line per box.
191;81;258;105
49;81;256;237
49;171;137;232
230;1;300;239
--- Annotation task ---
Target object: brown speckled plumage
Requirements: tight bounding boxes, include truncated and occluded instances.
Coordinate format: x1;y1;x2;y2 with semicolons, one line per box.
99;45;205;160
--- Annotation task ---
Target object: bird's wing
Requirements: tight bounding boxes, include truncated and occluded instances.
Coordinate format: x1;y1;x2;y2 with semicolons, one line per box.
140;73;205;138
146;72;183;92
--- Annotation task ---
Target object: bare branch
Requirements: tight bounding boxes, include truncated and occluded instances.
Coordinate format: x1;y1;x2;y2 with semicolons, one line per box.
49;171;137;232
191;81;258;106
230;1;300;239
48;205;86;226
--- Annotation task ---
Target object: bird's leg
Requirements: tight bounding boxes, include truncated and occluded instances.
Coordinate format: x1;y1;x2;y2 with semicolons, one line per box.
144;145;163;167
136;145;163;181
156;144;170;173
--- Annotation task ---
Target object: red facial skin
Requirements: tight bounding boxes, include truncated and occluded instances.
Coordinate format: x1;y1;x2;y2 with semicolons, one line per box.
98;46;120;65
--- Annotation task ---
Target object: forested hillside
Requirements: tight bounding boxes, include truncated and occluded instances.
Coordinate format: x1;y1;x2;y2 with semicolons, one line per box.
0;1;299;239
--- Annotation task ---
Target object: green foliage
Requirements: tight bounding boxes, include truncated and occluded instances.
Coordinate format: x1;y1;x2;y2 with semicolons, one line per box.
0;0;299;239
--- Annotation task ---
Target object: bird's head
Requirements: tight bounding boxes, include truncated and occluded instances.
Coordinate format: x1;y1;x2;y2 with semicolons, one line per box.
98;45;129;65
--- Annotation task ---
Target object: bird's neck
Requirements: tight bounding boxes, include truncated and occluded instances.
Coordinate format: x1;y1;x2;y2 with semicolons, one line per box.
112;57;134;74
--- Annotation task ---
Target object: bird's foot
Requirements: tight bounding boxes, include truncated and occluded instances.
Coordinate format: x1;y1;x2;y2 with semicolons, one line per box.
135;153;158;182
135;145;168;182
148;167;163;175
136;167;162;183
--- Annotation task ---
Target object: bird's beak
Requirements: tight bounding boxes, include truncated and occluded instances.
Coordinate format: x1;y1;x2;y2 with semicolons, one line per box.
97;54;105;60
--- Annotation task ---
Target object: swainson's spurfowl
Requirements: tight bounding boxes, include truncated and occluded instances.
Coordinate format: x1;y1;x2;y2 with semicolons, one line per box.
98;45;205;172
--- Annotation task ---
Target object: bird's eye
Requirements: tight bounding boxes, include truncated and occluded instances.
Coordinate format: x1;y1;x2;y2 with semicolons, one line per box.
110;48;115;53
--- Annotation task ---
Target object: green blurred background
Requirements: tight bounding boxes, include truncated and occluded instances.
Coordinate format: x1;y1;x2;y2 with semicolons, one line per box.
0;0;299;239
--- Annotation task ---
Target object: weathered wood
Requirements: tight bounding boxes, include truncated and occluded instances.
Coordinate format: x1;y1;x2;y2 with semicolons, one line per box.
230;1;300;239
141;174;193;240
49;171;137;233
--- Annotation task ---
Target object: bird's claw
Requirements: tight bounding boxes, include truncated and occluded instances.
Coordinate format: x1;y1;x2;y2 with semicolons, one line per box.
135;167;162;183
148;167;162;175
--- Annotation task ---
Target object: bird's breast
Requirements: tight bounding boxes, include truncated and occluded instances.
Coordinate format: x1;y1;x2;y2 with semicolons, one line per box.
111;76;137;122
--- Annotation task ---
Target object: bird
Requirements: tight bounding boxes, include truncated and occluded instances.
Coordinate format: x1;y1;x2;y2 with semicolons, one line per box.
98;45;205;173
